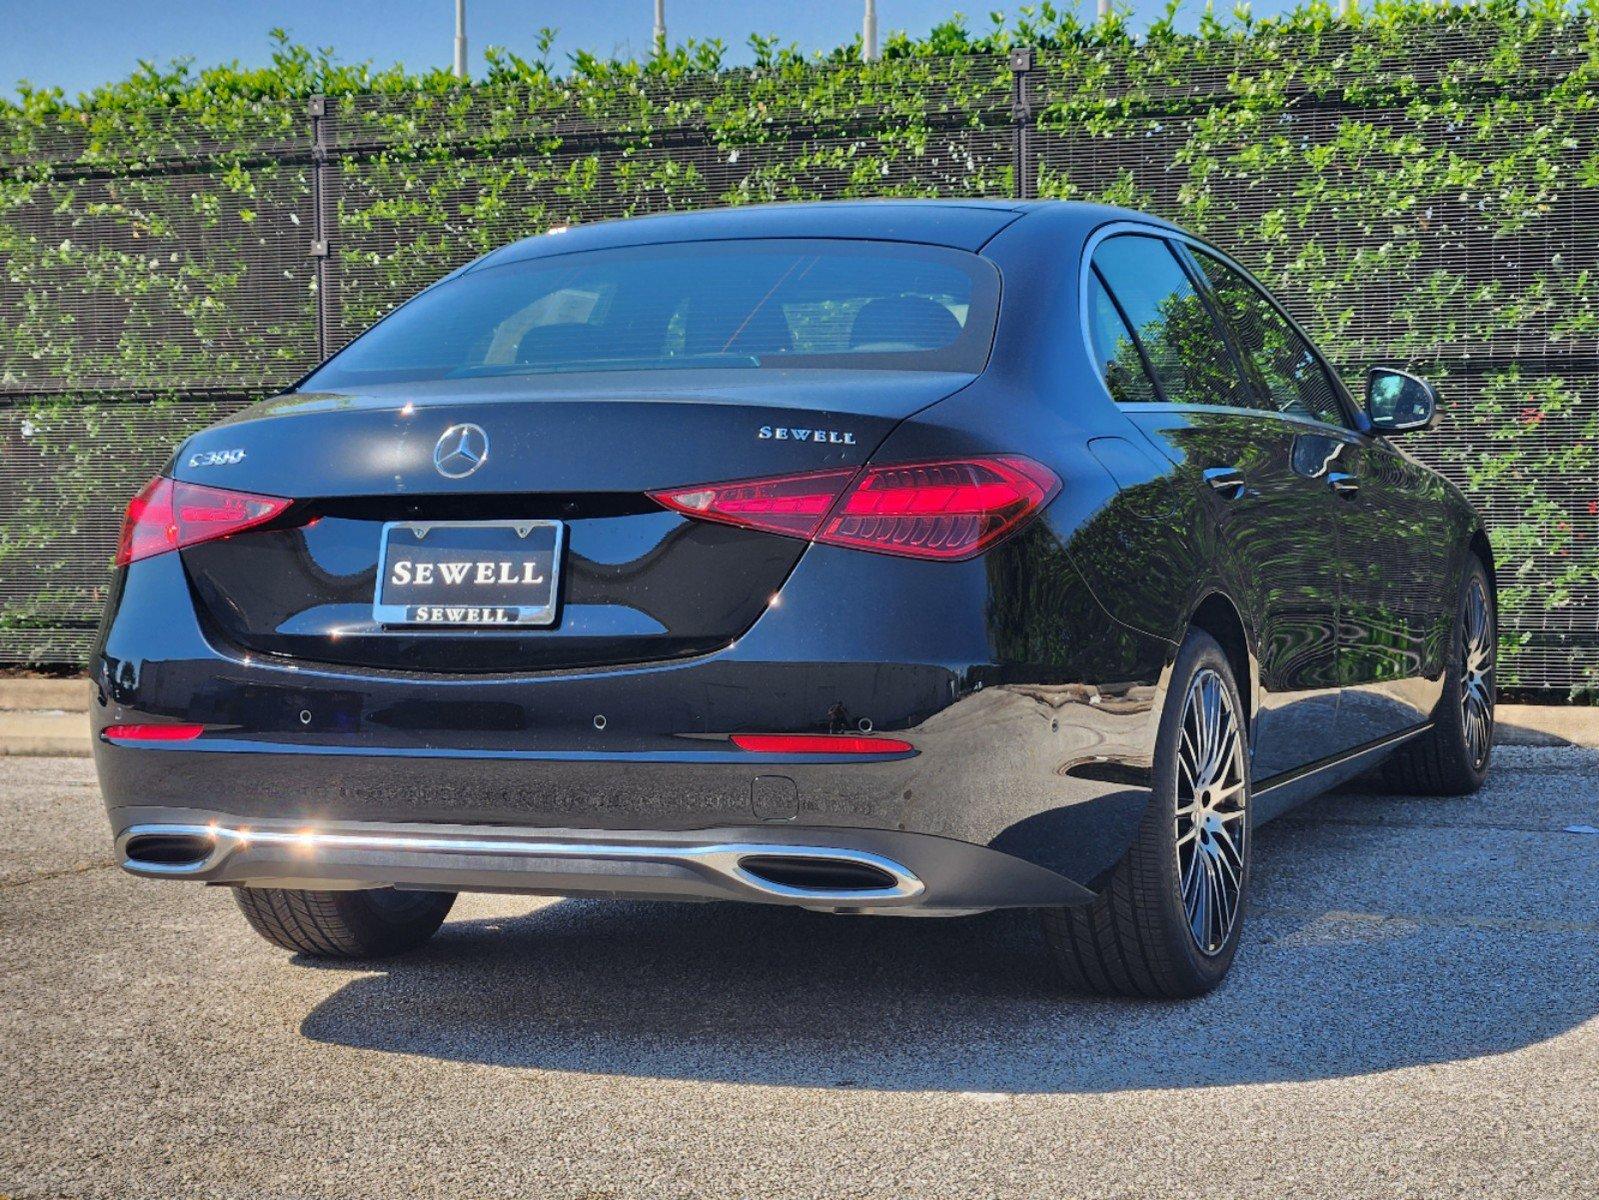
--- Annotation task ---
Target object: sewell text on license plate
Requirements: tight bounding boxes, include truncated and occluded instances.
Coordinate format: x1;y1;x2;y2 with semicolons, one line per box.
373;520;564;627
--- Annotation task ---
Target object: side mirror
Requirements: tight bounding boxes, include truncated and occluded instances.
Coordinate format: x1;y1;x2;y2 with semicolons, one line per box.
1366;367;1439;434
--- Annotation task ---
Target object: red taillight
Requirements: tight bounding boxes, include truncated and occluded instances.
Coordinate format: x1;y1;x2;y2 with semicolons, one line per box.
731;734;914;755
650;468;857;539
651;456;1058;561
821;457;1060;559
102;724;204;742
115;477;292;566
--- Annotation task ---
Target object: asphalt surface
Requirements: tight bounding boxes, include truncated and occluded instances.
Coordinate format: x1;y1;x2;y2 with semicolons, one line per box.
1;747;1596;1199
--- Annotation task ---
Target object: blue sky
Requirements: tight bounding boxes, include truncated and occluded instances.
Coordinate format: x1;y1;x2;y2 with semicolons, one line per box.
1;0;1293;100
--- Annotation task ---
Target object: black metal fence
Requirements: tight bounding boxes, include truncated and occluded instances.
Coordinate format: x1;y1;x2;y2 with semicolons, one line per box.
2;27;1595;689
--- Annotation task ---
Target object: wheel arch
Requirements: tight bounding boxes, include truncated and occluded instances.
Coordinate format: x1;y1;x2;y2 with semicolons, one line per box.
1187;590;1256;730
1467;526;1496;600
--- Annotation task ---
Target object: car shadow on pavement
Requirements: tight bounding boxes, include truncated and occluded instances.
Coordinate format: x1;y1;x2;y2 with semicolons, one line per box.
296;800;1599;1093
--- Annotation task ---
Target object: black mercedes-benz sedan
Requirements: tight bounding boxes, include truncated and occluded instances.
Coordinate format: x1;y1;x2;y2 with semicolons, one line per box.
93;200;1496;997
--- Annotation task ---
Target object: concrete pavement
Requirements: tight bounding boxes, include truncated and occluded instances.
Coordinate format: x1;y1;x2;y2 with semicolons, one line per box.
1;747;1596;1198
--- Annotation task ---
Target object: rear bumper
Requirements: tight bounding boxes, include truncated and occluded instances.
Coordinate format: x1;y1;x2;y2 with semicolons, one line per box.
93;531;1176;902
111;808;1093;914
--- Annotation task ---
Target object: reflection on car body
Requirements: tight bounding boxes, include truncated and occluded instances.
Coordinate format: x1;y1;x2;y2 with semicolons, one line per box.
94;200;1495;998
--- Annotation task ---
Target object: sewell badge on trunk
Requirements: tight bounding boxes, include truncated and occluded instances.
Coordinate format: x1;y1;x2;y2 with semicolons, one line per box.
374;520;564;627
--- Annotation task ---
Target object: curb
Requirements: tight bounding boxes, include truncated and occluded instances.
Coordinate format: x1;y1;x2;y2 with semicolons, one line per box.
0;679;92;755
1495;705;1599;749
0;712;91;756
0;678;88;714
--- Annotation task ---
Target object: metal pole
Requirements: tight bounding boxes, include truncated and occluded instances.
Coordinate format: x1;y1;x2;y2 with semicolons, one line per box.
654;0;666;52
453;0;468;80
307;96;331;361
1097;0;1110;19
1010;48;1032;201
862;0;878;62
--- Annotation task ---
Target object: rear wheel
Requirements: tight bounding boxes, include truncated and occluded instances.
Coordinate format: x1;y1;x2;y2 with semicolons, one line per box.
1042;629;1251;998
234;886;455;958
1372;558;1495;796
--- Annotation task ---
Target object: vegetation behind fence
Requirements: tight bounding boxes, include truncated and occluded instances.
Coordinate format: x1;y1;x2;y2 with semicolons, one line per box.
2;1;1595;692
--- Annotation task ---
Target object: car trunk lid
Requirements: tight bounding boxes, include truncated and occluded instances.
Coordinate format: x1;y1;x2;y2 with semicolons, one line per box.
174;370;971;673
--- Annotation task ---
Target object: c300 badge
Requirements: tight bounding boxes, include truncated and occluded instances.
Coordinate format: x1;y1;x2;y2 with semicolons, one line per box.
186;448;247;467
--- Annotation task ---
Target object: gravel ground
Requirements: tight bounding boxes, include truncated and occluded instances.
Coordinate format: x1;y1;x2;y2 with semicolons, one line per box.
1;747;1596;1199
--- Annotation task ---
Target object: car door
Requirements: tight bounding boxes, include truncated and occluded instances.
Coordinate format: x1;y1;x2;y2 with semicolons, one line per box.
1322;430;1459;741
1086;232;1345;781
1184;245;1439;753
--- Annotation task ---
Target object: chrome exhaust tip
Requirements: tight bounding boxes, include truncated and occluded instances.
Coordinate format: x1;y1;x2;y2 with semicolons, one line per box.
734;854;902;895
118;825;233;876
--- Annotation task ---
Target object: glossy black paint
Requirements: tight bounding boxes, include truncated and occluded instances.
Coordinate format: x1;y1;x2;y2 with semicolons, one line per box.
93;199;1492;909
1333;433;1467;744
177;373;975;671
188;508;802;672
1113;407;1347;778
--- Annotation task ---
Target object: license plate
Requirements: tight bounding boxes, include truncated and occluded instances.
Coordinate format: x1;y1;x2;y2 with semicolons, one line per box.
374;520;564;627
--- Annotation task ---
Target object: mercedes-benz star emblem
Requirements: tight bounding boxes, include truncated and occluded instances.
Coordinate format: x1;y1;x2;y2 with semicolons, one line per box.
433;423;489;479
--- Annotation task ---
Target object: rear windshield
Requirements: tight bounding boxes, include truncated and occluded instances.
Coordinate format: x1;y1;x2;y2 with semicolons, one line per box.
304;238;1000;388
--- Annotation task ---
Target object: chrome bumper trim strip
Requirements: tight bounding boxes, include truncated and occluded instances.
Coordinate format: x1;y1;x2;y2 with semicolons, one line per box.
115;822;927;905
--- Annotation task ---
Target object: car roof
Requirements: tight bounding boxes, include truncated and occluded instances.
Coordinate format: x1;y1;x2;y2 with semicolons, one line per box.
477;199;1183;269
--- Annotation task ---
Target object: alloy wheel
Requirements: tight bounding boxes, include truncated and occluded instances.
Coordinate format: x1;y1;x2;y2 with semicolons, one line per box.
1175;668;1248;956
1461;577;1495;770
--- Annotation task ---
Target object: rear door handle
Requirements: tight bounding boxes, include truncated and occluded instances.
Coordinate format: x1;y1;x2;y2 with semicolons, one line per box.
1203;466;1246;498
1328;472;1360;496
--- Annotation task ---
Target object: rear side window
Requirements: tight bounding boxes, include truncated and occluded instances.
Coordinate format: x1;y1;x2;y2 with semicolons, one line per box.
1086;270;1158;404
1192;249;1349;427
304;239;999;388
1089;235;1245;410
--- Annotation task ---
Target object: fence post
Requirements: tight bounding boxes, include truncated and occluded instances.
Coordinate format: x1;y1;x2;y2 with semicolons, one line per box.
307;95;331;362
1009;47;1035;201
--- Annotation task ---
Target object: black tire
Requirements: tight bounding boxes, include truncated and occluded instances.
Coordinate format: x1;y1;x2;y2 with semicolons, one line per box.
1042;629;1251;999
1371;557;1495;797
233;886;455;958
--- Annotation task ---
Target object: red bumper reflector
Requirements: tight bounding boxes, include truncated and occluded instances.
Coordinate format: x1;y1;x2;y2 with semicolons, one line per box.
116;476;292;566
731;734;913;755
102;724;205;742
650;456;1059;560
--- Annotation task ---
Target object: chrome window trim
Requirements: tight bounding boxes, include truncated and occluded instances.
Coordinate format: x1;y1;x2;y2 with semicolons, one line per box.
1113;400;1364;444
1177;240;1359;432
1078;220;1364;432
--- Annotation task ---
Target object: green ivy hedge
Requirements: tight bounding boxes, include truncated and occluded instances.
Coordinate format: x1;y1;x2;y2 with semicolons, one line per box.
1;1;1596;693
